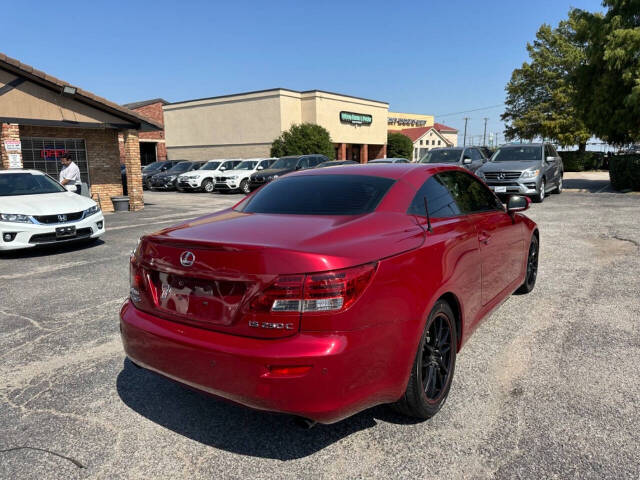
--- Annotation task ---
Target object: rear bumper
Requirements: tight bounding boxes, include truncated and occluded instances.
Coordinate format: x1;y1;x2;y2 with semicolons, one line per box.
119;300;405;423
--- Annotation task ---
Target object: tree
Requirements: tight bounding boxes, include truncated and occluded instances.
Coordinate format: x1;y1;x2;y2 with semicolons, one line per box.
387;132;413;160
502;19;591;151
572;1;640;145
270;123;334;159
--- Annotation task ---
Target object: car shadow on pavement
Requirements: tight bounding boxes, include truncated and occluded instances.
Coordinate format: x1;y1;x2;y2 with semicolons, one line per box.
116;359;421;459
0;239;105;259
563;178;613;193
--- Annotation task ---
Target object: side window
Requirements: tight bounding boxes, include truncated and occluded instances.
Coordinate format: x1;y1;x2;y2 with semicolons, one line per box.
298;158;310;169
470;148;482;161
438;171;502;214
222;161;233;170
407;175;462;218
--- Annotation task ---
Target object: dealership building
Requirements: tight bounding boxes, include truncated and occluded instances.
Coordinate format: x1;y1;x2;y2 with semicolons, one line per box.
163;89;390;163
0;52;160;211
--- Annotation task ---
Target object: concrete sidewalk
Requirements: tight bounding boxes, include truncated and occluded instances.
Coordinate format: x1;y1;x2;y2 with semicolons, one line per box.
562;171;614;193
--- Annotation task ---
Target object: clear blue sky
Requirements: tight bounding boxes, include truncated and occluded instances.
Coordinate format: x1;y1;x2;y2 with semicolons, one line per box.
4;0;604;143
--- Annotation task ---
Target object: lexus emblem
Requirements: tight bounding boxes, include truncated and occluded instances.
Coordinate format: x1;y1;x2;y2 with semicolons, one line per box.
497;172;506;180
180;251;195;267
57;214;67;222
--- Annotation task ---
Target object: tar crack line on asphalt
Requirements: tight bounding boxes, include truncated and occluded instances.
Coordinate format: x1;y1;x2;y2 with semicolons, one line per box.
612;235;640;248
0;446;85;469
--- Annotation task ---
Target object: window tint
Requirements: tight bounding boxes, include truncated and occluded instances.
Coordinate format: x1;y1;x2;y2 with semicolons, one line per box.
469;148;482;161
407;175;462;218
438;171;501;214
240;175;395;215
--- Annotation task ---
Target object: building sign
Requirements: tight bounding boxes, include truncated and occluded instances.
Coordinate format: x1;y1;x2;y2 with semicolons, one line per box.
8;154;22;168
3;140;21;152
340;111;373;125
41;149;67;159
388;117;427;127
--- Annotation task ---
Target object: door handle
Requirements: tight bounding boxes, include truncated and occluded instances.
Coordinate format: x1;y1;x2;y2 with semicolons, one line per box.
478;231;491;244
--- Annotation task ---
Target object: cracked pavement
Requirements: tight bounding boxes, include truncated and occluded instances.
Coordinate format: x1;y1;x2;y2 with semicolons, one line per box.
1;188;639;479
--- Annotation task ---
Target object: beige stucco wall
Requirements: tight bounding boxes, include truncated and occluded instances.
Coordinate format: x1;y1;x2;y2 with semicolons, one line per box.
0;70;131;126
388;111;434;131
163;89;389;160
441;131;458;147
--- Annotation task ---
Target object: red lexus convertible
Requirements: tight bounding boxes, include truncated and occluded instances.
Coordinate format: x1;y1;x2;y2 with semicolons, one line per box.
121;164;538;424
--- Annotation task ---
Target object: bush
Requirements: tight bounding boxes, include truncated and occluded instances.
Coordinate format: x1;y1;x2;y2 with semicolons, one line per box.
270;123;335;159
557;151;606;171
609;155;640;191
387;132;413;160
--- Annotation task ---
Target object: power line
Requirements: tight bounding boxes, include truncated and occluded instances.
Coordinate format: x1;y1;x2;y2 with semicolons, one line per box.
435;103;505;118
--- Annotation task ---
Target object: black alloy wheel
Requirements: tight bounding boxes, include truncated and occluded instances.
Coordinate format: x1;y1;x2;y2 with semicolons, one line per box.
516;234;539;294
202;179;214;193
393;300;457;419
240;179;250;194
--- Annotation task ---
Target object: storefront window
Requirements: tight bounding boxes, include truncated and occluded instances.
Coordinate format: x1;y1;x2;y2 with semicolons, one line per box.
20;137;89;185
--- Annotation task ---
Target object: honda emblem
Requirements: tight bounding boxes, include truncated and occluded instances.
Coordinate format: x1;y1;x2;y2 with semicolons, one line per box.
57;214;67;222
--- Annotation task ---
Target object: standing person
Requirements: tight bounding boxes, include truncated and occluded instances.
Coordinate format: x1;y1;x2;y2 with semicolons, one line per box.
59;153;81;193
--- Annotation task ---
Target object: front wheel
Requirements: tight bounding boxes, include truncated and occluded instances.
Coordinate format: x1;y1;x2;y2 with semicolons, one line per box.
533;178;545;203
202;179;214;193
240;179;250;194
515;234;539;294
393;300;457;419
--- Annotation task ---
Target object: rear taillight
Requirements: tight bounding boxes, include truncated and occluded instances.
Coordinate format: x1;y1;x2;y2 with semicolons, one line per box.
250;263;377;314
129;259;145;304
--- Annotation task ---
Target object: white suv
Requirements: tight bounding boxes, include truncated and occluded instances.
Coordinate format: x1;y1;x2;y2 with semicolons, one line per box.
214;158;276;194
176;159;241;193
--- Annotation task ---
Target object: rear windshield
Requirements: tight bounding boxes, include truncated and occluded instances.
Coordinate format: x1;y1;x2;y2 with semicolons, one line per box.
420;149;462;163
0;172;66;196
492;146;542;161
238;175;395;215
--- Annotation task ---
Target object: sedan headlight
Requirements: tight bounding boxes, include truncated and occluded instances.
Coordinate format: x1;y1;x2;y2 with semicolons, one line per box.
0;213;32;223
83;205;101;218
521;169;540;179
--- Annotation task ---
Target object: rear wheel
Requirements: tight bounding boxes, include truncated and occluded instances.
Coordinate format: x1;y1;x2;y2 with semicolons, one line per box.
202;179;214;193
552;176;563;194
516;234;539;294
240;179;250;194
533;178;545;203
393;300;457;419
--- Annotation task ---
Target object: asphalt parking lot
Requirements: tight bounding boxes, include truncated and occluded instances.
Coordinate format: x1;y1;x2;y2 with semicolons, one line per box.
1;186;639;479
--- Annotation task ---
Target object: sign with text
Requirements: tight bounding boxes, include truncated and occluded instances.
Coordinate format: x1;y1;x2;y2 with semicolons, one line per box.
388;117;427;127
4;140;21;152
8;153;22;168
340;111;373;125
41;149;68;159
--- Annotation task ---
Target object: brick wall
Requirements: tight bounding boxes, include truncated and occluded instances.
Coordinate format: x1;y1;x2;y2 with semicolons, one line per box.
133;102;165;141
1;123;21;169
19;125;123;212
122;130;144;211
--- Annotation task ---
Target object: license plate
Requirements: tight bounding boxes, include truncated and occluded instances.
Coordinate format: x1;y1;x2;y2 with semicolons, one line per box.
494;186;507;193
56;226;76;238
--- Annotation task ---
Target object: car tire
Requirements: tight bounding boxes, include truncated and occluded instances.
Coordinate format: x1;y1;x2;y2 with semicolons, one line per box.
240;179;250;194
202;179;214;193
515;234;539;294
533;178;545;203
552;176;563;194
393;299;457;419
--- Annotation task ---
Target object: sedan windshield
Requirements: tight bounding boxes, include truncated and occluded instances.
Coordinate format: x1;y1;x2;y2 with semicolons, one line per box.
239;175;395;215
420;149;462;164
236;161;258;170
0;173;66;196
492;146;542;162
199;162;220;171
271;157;299;169
142;162;163;172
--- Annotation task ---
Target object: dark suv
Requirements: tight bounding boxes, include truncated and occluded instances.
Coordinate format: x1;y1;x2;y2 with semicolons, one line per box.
248;154;328;191
149;161;204;191
420;147;488;172
142;160;180;190
475;143;564;203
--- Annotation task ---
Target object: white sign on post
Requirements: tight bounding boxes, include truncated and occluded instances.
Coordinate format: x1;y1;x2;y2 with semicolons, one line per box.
4;140;21;152
8;153;22;168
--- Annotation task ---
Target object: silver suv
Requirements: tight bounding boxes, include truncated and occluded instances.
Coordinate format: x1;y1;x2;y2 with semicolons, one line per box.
475;143;563;203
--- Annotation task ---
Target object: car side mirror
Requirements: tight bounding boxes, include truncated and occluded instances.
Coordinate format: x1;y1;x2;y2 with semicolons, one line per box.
463;157;472;165
546;156;555;163
257;166;264;170
507;195;530;213
220;167;226;171
160;166;168;171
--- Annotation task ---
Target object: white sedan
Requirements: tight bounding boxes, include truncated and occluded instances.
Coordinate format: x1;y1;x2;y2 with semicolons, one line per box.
0;169;105;251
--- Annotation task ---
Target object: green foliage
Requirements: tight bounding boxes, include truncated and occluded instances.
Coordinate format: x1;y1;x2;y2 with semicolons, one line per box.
557;151;606;171
270;123;335;159
502;20;591;148
572;2;640;144
609;155;640;191
387;132;413;160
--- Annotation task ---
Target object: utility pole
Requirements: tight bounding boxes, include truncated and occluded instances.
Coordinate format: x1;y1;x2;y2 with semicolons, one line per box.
463;117;469;146
483;117;488;145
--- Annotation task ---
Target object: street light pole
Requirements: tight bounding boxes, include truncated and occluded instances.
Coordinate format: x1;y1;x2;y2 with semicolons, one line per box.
483;117;488;145
463;117;469;146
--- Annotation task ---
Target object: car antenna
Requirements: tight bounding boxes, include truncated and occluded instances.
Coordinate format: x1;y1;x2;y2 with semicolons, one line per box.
423;196;433;233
